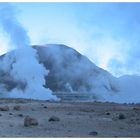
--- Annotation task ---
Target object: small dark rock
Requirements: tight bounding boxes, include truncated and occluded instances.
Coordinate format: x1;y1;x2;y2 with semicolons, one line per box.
13;105;21;111
130;119;134;122
133;107;140;111
18;114;23;117
0;114;2;116
0;106;9;111
48;116;60;122
120;127;124;129
133;107;140;109
24;116;38;127
9;124;14;127
89;131;98;136
43;106;47;109
106;112;110;115
118;113;126;120
9;113;13;115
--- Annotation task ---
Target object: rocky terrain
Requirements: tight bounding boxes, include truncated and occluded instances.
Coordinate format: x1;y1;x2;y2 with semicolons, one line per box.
0;98;139;137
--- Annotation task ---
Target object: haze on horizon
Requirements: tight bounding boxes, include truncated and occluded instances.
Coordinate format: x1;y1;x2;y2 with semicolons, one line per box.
0;2;140;77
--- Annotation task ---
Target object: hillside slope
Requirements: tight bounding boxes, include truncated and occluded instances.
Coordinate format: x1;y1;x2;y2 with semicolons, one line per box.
1;44;140;103
33;44;119;99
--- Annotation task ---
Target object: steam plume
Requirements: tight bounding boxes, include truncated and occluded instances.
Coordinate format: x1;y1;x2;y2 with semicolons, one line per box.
0;3;57;100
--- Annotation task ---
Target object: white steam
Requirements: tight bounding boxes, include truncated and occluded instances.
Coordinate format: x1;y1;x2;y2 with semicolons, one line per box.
0;3;57;100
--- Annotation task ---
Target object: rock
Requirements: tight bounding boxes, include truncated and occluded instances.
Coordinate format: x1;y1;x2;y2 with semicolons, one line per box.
130;119;134;122
48;116;60;122
9;124;14;127
9;113;13;115
89;131;98;136
120;127;124;129
24;116;38;127
18;114;23;117
133;107;140;110
118;113;126;120
0;106;9;111
13;105;21;111
106;112;110;115
41;103;47;108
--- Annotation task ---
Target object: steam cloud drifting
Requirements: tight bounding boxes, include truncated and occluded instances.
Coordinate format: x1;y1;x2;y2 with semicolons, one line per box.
0;3;57;100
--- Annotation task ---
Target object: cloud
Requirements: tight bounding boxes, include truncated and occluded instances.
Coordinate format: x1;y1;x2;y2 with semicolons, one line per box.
6;3;140;76
72;3;140;76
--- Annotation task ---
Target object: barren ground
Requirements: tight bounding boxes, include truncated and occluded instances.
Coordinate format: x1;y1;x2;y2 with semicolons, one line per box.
0;98;140;137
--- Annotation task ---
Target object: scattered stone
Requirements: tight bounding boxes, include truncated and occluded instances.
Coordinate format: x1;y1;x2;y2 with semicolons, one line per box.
18;114;23;117
48;116;60;122
106;112;110;115
118;113;126;120
120;127;124;129
13;105;21;111
0;106;9;111
40;104;47;108
89;131;98;136
43;106;47;109
133;107;140;110
130;119;134;122
0;114;2;116
9;124;14;127
24;116;38;127
9;113;13;115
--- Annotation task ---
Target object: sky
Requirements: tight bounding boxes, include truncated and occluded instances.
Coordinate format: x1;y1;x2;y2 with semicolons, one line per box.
0;2;140;77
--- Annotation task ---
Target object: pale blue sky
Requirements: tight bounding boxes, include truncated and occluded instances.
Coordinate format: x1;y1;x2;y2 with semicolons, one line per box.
1;2;140;76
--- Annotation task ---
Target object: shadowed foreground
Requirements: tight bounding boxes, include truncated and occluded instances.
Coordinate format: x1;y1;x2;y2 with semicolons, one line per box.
0;98;140;137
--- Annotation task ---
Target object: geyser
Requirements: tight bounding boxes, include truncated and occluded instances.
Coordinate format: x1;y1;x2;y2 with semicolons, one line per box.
0;3;57;100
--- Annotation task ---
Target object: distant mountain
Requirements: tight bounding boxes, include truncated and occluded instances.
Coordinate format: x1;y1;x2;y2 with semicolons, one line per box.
2;44;140;103
33;44;120;95
0;44;119;95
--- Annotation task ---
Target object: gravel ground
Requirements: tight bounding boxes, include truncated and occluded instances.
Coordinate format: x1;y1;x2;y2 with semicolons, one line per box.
0;98;139;137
